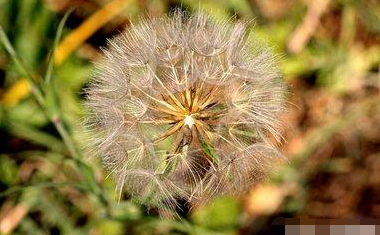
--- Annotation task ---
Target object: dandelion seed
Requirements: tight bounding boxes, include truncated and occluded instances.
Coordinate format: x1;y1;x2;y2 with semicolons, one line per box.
84;10;287;214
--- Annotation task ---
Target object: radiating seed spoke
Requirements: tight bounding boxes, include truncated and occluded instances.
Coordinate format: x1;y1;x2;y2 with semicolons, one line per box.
197;87;220;111
153;120;184;144
199;110;224;119
131;82;181;113
163;94;188;114
185;89;192;107
169;128;185;154
139;119;178;125
148;105;185;117
194;120;213;142
179;92;187;107
190;81;204;112
147;65;187;112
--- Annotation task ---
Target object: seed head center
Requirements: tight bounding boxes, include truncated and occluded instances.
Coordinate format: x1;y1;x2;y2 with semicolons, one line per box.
184;115;195;128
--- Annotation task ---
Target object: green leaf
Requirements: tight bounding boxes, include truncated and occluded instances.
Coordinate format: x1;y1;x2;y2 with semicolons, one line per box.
93;219;124;235
8;120;66;152
191;196;241;232
0;154;18;185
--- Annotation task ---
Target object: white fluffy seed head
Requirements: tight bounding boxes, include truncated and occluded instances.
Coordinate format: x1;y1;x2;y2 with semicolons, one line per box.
84;10;287;214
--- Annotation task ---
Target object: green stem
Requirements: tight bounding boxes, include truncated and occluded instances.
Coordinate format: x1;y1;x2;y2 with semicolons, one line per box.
51;115;80;158
0;24;45;107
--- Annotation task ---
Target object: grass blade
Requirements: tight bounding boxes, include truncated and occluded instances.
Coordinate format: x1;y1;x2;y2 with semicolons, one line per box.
45;9;74;84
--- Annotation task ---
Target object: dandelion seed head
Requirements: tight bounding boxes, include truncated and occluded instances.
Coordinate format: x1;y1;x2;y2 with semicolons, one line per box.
84;10;287;214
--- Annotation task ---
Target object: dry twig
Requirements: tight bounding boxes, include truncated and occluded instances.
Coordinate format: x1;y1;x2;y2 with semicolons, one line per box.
287;0;331;54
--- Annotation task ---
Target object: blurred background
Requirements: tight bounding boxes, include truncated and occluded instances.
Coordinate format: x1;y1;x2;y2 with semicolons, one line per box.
0;0;380;234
